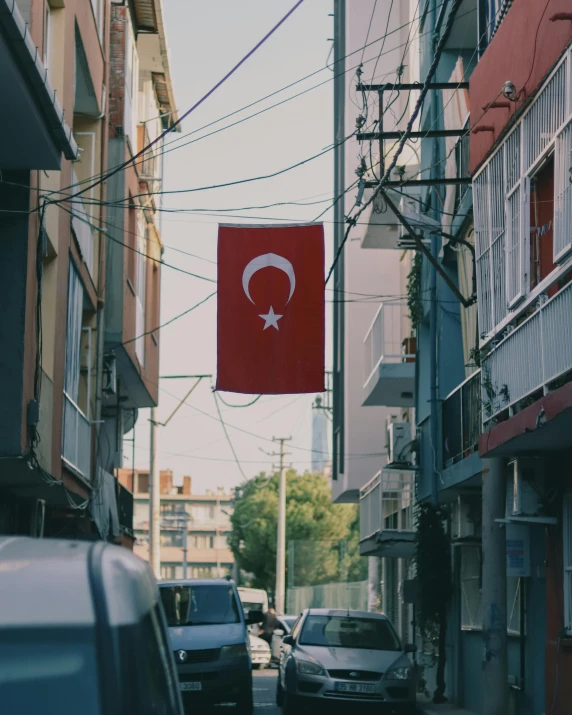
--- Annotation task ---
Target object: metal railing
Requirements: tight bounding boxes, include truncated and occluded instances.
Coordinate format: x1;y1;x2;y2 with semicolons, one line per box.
359;469;414;542
483;280;572;421
442;370;481;466
287;581;368;614
364;302;415;385
62;393;91;480
70;169;95;277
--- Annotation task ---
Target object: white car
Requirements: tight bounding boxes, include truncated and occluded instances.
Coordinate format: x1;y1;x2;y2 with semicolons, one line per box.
249;633;272;669
277;609;416;714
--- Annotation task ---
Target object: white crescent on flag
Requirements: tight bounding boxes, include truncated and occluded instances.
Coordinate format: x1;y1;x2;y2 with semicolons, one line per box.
241;253;296;304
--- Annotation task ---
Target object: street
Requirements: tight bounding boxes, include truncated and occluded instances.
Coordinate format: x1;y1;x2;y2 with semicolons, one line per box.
253;670;280;714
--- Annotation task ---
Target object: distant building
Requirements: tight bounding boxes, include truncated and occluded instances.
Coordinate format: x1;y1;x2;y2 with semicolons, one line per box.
118;468;235;580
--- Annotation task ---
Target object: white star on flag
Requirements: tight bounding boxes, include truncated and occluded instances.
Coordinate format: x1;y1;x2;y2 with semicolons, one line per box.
259;306;283;330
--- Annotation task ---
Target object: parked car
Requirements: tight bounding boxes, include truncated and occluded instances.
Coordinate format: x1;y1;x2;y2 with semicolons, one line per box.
159;579;263;714
271;615;298;663
249;633;272;669
0;536;183;715
276;609;416;714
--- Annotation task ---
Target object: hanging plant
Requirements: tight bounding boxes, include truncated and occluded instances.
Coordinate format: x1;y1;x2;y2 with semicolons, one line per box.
407;251;423;331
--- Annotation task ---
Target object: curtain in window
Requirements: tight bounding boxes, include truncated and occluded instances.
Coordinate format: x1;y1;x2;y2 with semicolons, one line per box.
64;262;83;403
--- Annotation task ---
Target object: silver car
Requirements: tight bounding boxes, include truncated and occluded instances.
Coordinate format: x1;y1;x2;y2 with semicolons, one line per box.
276;609;416;714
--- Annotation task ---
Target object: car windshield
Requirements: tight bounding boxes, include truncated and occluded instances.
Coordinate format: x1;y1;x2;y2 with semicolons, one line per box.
160;584;241;626
282;617;296;631
241;601;262;613
299;615;401;651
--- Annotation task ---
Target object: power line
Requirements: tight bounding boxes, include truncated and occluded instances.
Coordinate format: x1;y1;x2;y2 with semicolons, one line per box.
62;0;309;204
213;391;248;480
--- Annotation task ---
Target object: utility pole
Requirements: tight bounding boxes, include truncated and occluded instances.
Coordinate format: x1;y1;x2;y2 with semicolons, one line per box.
149;407;161;579
482;458;508;715
272;437;291;615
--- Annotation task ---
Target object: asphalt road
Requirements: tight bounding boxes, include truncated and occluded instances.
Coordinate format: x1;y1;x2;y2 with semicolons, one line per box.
253;669;280;714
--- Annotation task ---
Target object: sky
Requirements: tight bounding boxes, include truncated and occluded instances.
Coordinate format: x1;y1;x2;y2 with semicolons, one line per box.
124;0;335;493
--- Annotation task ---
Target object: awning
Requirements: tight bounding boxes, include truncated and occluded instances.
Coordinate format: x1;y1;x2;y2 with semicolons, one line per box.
0;0;77;168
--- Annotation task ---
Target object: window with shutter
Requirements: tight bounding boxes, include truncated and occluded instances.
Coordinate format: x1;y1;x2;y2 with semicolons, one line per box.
554;122;572;262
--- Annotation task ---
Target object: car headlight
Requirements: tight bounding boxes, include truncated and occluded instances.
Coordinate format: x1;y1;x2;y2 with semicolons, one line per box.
296;656;326;676
386;666;412;680
220;643;249;658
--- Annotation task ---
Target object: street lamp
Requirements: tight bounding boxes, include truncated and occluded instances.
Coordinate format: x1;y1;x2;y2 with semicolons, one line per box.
161;511;191;579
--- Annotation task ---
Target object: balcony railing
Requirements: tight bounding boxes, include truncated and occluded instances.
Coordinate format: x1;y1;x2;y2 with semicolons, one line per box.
482;281;572;422
62;393;91;480
364;302;415;379
70;169;94;277
359;469;415;558
442;370;481;467
363;302;415;407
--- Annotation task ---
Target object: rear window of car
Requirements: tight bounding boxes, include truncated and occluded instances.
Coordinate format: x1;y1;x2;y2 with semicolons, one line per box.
299;615;401;651
0;627;101;715
160;584;241;626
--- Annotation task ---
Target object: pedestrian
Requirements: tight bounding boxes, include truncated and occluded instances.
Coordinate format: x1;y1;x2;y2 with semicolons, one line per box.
260;608;279;645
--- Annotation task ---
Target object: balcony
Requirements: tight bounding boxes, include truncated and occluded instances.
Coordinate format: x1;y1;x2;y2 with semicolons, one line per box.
359;469;415;559
62;393;91;481
442;370;481;467
70;169;95;277
363;302;415;407
482;281;572;423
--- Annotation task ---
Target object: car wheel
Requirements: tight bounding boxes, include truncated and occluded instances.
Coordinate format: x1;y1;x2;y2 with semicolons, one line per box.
235;688;254;715
276;677;285;707
283;691;299;715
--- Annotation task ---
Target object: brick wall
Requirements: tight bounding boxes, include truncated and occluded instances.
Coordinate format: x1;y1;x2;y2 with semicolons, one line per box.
109;6;127;139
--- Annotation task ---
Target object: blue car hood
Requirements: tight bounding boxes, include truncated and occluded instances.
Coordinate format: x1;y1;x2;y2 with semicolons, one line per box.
168;623;246;650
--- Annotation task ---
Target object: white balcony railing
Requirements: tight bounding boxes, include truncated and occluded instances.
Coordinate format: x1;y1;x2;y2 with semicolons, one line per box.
62;393;92;480
70;169;95;277
364;302;415;384
359;469;414;543
482;280;572;422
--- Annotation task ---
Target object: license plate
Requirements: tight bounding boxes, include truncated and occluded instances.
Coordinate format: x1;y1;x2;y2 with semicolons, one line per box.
180;682;202;691
334;682;375;694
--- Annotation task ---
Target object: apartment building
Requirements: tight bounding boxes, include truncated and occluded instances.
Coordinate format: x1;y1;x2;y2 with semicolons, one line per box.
337;1;572;713
331;0;421;643
0;0;177;545
119;468;236;580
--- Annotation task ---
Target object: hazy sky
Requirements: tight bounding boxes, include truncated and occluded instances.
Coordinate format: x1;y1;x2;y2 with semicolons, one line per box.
125;0;335;492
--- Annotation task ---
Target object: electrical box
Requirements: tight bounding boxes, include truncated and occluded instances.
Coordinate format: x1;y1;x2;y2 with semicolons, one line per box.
388;422;412;465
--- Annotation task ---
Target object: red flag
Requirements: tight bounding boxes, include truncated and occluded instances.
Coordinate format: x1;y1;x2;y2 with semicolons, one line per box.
216;223;325;394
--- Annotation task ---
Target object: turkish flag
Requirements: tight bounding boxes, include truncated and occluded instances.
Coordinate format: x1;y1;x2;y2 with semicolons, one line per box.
216;223;325;394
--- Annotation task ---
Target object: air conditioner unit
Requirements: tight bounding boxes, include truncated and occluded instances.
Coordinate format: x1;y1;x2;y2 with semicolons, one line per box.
505;459;544;519
451;495;481;541
388;422;412;465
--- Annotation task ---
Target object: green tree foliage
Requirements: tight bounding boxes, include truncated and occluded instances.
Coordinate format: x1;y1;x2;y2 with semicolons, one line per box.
228;471;366;593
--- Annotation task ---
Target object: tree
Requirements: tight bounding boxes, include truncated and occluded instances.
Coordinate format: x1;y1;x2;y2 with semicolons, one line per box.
228;470;364;594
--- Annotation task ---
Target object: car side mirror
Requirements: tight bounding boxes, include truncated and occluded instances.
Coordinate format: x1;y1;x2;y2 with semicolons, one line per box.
282;635;294;646
273;629;285;636
404;643;417;654
246;609;264;625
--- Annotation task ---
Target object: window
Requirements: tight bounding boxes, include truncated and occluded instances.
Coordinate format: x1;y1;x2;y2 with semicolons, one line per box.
474;50;572;340
0;627;100;715
44;3;52;69
159;584;241;626
564;494;572;635
64;263;84;407
124;19;139;152
299;615;401;651
135;217;147;366
133;502;148;529
192;505;215;521
139;608;178;715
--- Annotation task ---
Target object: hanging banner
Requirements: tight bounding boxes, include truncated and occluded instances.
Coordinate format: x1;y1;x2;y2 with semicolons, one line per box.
216;223;325;394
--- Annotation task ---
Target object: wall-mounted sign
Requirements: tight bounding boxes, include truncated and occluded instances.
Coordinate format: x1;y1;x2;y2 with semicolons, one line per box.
506;523;530;578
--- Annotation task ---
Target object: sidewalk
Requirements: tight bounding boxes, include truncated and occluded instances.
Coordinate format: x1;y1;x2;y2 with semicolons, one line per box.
416;695;477;715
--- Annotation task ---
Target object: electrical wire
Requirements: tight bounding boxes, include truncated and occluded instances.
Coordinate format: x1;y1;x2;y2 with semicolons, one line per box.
213;391;248;480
